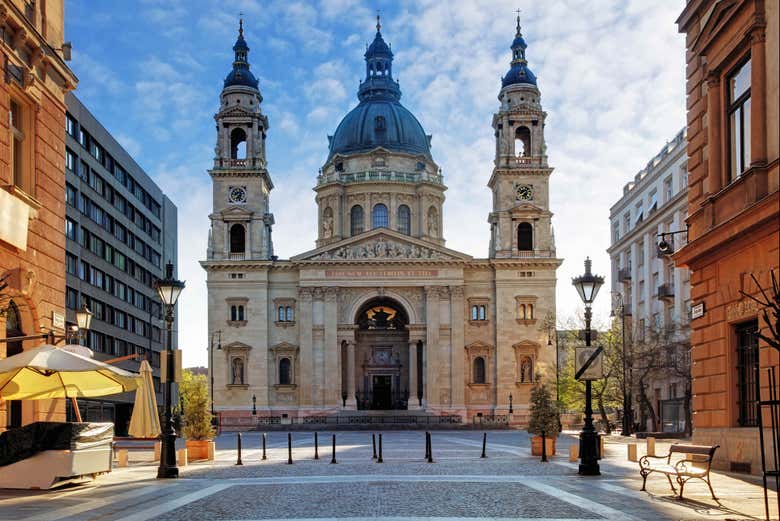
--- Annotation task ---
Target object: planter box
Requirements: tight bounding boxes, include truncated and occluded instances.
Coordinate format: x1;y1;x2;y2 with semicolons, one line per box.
186;440;214;461
530;435;556;456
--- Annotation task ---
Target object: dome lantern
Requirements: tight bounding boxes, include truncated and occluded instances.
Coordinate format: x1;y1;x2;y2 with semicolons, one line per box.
224;18;259;90
501;13;537;88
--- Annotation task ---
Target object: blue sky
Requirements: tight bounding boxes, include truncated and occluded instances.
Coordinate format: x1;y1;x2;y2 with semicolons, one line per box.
65;0;686;367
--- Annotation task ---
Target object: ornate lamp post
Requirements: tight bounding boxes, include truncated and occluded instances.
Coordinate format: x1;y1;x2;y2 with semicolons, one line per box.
155;262;185;479
572;257;604;476
611;292;632;437
210;330;222;427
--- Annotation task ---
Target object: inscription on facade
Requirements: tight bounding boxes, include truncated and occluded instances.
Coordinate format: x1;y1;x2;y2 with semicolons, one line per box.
325;270;439;278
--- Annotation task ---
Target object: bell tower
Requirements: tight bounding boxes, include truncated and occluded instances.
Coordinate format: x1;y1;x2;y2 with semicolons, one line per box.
488;16;555;259
207;19;275;261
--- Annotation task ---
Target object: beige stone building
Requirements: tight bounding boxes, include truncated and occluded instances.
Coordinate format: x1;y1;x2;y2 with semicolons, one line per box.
203;19;562;427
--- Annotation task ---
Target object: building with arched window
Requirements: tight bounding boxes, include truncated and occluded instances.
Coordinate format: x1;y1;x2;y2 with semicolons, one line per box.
204;17;560;428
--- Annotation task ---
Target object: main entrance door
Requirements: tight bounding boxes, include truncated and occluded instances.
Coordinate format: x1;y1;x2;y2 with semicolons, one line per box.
371;375;392;409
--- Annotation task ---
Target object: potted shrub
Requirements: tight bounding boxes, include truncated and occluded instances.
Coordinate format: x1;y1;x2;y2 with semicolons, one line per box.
527;381;559;456
179;370;216;460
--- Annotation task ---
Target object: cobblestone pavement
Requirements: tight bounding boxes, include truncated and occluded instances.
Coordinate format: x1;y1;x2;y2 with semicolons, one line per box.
0;431;774;521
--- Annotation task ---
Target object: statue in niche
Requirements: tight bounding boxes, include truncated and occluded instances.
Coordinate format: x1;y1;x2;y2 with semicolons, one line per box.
322;214;333;238
232;357;244;385
427;215;438;237
520;357;533;383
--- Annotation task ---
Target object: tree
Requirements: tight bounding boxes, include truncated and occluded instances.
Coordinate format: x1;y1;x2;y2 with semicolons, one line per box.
741;270;780;352
527;381;560;437
179;370;215;440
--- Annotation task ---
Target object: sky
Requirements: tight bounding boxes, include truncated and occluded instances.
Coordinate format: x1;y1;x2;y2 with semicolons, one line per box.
64;0;686;368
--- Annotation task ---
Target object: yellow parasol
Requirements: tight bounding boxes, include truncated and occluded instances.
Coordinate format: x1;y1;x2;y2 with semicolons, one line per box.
0;344;140;402
128;360;161;438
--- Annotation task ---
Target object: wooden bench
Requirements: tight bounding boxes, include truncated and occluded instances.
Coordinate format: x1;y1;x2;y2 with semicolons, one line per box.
112;437;160;459
639;443;719;499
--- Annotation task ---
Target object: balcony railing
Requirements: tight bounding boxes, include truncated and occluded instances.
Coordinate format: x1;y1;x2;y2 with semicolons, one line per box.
657;283;675;300
514;250;555;258
618;268;632;282
214;158;266;169
316;170;444;186
228;252;246;261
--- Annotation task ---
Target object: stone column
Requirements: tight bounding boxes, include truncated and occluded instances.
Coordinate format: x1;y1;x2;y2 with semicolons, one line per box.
425;286;440;409
449;286;465;412
298;287;314;408
324;288;339;406
408;340;420;409
345;340;357;409
706;73;723;194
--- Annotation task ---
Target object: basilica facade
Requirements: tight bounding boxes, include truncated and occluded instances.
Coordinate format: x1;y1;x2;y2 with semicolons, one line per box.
203;18;562;426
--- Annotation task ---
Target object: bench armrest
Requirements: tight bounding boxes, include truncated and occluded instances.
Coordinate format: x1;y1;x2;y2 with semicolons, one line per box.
674;459;710;475
639;454;668;469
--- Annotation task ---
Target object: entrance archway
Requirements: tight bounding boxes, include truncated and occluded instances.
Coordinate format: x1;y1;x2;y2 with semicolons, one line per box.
352;297;410;410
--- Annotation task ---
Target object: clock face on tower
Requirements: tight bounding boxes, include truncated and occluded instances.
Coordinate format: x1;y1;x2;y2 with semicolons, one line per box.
516;184;533;201
228;186;247;204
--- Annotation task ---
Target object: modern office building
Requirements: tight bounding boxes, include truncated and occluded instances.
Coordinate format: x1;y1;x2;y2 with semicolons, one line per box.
607;128;692;434
676;0;778;474
0;0;77;431
64;93;177;434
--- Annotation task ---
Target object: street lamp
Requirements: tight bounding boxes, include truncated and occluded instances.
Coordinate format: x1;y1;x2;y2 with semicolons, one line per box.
572;257;604;476
611;292;632;437
155;262;185;479
75;304;93;332
210;330;222;427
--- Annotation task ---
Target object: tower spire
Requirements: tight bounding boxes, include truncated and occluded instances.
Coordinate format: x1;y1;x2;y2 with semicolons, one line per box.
239;14;244;37
376;12;381;32
515;9;522;36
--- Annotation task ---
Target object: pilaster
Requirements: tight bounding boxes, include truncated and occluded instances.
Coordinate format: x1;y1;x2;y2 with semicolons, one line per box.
424;285;440;408
449;285;465;410
298;287;314;407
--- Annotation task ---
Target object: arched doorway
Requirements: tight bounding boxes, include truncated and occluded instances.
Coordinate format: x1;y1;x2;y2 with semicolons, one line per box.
353;297;410;410
5;301;23;428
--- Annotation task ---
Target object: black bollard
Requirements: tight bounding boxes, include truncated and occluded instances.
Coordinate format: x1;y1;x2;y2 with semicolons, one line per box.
481;432;487;458
541;431;548;463
330;434;337;464
372;433;377;460
314;432;319;460
427;432;433;463
424;431;430;460
262;432;267;461
236;432;243;466
287;432;293;465
377;433;383;463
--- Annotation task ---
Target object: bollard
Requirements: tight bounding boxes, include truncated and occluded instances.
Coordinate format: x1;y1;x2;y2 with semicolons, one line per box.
481;432;487;458
330;434;337;464
599;435;605;460
372;433;377;459
287;432;293;465
177;448;188;467
377;433;384;463
154;441;162;462
627;443;637;462
236;432;243;466
569;443;579;462
117;449;129;467
647;436;656;457
262;432;267;461
426;432;433;463
424;431;430;460
314;432;319;460
541;431;548;462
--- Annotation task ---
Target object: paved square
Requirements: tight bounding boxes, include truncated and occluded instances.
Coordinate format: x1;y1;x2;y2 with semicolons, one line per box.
0;431;773;521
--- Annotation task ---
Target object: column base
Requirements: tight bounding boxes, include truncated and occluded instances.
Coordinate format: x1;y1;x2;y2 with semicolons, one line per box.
408;401;423;410
343;397;357;410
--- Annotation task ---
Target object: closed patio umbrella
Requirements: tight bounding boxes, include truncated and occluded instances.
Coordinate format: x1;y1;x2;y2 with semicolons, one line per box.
128;360;161;438
0;344;139;402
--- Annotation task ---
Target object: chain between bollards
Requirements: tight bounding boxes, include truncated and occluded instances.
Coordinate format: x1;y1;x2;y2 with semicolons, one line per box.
287;432;293;465
541;431;548;463
377;433;383;463
481;432;487;458
372;433;377;460
235;432;243;465
330;434;337;464
314;432;319;460
262;432;267;461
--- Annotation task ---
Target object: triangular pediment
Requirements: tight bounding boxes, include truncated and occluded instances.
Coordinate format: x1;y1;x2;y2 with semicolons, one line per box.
215;206;255;220
465;340;493;350
692;0;738;52
292;228;472;261
512;340;541;352
509;202;547;215
223;341;252;351
217;105;255;118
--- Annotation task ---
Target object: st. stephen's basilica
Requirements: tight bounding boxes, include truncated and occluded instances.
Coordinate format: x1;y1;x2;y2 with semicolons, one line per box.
202;16;562;426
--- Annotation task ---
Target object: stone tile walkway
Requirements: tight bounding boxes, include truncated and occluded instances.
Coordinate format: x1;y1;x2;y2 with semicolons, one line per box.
0;431;773;520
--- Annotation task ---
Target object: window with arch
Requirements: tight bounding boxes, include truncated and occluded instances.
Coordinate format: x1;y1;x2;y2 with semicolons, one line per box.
515;126;531;157
375;115;386;131
350;205;364;235
372;203;388;229
473;356;486;384
470;305;487;321
230;127;247;159
230;224;246;253
279;357;292;385
229;304;245;322
397;204;411;235
278;306;285;322
517;222;533;251
285;306;293;321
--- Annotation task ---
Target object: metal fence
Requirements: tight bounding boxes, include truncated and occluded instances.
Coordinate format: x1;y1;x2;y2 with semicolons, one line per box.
248;414;463;427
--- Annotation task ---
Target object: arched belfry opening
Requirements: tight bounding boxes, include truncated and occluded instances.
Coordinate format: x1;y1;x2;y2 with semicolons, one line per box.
350;297;411;410
515;125;531;157
230;127;247;159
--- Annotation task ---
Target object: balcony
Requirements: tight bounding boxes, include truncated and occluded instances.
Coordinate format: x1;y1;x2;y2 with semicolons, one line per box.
228;252;246;261
213;158;266;169
657;283;675;300
618;268;632;282
316;169;444;187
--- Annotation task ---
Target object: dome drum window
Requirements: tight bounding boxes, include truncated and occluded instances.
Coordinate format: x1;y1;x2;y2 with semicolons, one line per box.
372;203;388;229
350;205;364;235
